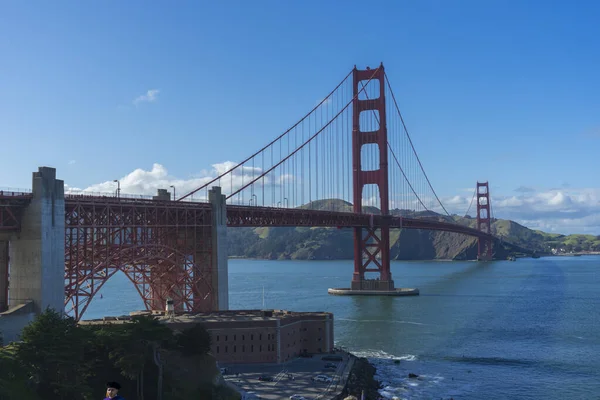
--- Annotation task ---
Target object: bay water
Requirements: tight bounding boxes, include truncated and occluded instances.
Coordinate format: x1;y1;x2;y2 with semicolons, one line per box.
84;256;600;399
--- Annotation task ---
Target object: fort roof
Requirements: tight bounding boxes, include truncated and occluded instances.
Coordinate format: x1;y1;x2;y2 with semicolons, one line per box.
78;309;332;325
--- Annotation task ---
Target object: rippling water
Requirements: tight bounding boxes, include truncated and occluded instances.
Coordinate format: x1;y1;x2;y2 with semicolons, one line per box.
85;256;600;399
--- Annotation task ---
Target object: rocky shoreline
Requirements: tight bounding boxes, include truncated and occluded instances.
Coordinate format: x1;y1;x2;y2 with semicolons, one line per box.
336;356;383;400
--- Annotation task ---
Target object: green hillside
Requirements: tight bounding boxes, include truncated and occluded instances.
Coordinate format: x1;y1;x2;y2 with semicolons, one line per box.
226;199;600;260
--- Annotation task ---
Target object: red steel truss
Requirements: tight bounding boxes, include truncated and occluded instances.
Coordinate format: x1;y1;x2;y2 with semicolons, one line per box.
0;190;495;320
0;192;32;231
64;195;215;321
227;205;375;227
63;196;495;320
476;182;493;260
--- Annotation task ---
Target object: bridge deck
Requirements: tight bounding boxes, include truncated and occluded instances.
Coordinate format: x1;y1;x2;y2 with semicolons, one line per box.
0;194;494;240
226;205;492;239
0;192;33;231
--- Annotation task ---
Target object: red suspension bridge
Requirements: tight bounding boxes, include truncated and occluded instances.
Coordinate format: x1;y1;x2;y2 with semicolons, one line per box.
0;64;501;321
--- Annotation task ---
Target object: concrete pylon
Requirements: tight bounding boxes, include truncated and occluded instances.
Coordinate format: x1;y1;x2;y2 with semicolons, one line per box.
0;241;8;312
8;167;65;315
210;186;228;311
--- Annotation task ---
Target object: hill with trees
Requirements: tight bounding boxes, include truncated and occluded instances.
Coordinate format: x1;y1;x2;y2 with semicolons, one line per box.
227;199;600;260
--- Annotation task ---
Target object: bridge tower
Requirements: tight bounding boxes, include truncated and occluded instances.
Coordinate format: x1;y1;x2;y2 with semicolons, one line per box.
350;64;394;291
476;181;493;261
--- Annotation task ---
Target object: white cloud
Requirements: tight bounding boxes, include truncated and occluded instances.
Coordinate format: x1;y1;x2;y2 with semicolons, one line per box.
445;195;466;206
443;187;600;235
133;89;160;105
68;160;76;165
66;163;600;234
514;185;536;193
72;163;209;200
64;183;83;192
67;162;295;203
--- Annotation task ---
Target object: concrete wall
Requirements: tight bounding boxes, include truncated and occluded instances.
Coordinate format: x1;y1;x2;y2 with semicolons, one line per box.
202;312;333;364
0;312;35;343
210;187;229;311
0;241;8;311
351;279;395;291
279;314;334;362
168;318;278;364
211;324;278;364
8;167;65;315
0;302;36;344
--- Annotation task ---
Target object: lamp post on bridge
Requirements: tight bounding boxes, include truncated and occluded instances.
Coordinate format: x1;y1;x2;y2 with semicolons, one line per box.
170;185;175;201
113;180;120;198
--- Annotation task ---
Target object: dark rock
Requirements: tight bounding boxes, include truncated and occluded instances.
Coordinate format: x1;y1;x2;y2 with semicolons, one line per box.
337;357;382;400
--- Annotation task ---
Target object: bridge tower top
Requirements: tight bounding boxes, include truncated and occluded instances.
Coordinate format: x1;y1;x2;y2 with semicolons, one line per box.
352;64;388;215
476;181;493;260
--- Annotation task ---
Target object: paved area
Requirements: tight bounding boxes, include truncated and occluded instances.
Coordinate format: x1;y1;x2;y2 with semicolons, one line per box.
221;352;354;400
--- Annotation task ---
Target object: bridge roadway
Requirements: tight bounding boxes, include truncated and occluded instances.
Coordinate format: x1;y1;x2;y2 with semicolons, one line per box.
1;192;494;240
0;191;33;231
226;204;493;239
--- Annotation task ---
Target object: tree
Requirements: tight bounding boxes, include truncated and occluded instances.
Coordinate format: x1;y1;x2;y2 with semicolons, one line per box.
7;311;224;400
16;308;93;399
176;323;212;357
91;315;174;400
0;344;40;400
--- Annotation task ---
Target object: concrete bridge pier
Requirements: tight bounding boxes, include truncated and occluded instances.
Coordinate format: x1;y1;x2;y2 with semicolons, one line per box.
209;186;229;311
0;167;65;343
191;186;229;311
8;167;65;315
0;241;8;312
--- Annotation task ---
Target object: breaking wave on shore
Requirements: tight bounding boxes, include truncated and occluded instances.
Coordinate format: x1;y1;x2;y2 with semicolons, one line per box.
352;350;475;400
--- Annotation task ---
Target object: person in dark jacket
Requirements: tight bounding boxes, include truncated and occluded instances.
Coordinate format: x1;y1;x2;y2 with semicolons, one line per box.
103;381;125;400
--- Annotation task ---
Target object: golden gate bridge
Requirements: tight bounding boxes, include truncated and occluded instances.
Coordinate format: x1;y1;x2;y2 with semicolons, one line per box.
0;63;503;321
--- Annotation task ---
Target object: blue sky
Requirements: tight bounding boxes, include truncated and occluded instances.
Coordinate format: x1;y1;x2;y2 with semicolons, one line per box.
1;1;599;233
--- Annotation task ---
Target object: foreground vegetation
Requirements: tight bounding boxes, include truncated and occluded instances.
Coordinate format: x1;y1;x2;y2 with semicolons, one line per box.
0;309;238;400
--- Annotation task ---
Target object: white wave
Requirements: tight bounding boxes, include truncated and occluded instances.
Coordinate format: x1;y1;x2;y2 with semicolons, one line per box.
351;349;476;399
377;368;476;399
351;349;418;362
